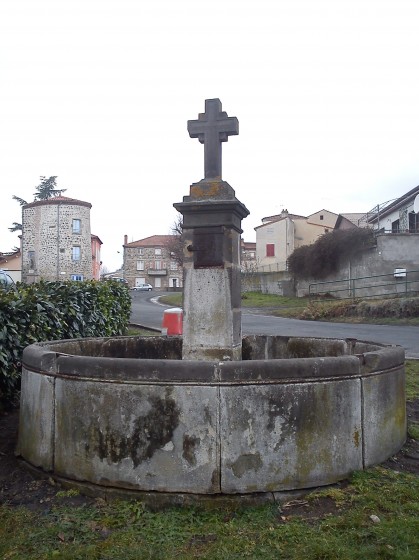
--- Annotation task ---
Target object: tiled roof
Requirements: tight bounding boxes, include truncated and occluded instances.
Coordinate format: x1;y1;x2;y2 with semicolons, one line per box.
125;235;175;248
255;214;307;230
262;213;307;223
24;196;92;209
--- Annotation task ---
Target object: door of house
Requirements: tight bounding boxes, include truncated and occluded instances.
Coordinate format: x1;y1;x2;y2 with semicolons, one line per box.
155;278;161;289
135;277;146;287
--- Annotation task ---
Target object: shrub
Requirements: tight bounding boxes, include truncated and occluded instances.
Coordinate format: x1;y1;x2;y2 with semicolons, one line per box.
288;228;375;280
299;296;419;321
0;280;131;405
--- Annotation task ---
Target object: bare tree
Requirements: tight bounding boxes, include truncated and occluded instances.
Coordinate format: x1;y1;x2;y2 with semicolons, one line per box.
100;264;110;279
165;214;184;266
241;256;261;293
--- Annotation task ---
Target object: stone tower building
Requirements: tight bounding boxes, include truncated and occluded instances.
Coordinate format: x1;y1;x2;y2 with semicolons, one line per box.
22;196;93;283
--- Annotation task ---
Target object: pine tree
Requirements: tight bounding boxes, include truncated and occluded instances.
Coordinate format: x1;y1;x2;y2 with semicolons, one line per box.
10;176;67;234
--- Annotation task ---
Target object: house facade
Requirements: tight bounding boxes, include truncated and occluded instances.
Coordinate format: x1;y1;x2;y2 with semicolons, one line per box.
91;235;103;280
123;235;183;290
21;196;96;283
0;249;22;283
241;240;256;267
255;209;361;271
366;185;419;233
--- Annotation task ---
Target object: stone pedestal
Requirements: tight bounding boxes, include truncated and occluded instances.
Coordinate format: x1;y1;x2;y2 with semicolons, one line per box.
174;179;249;361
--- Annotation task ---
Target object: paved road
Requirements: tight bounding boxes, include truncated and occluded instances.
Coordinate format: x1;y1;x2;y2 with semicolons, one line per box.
130;292;419;358
130;291;171;330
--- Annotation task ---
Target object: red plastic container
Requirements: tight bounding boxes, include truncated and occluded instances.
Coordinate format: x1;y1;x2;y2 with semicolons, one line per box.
162;307;183;335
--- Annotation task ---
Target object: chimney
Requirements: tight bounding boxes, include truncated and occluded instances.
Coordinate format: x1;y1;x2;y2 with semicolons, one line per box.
124;234;128;246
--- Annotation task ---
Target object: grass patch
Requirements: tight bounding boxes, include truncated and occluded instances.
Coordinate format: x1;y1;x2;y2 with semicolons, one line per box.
241;292;307;308
159;293;182;307
1;467;418;559
125;326;159;336
159;292;307;310
405;360;419;401
408;423;419;440
296;296;419;324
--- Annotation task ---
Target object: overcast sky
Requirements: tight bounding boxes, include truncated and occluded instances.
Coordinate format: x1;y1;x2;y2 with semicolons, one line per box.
1;0;419;271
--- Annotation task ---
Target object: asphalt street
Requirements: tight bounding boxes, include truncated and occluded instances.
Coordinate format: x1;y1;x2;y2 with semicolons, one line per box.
130;291;419;359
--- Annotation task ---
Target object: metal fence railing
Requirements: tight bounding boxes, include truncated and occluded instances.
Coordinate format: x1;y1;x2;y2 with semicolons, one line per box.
309;269;419;300
250;262;288;274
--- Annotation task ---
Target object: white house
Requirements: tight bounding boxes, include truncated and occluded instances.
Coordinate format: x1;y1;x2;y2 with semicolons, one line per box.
366;185;419;233
255;209;361;271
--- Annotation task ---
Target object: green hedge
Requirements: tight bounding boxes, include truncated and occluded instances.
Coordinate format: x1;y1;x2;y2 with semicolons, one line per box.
0;280;131;404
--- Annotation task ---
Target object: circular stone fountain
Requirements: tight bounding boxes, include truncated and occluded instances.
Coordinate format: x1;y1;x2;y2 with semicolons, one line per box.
16;100;407;506
17;334;406;506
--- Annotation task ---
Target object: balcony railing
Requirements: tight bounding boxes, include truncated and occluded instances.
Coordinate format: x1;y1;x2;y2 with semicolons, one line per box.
147;268;167;276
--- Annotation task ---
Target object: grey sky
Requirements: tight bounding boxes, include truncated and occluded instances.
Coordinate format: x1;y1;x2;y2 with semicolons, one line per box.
1;0;419;271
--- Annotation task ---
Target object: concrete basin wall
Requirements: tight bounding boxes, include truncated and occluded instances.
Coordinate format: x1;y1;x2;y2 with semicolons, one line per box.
17;336;406;495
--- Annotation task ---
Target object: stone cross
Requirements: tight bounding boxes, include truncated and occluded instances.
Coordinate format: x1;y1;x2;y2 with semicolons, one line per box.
187;98;239;179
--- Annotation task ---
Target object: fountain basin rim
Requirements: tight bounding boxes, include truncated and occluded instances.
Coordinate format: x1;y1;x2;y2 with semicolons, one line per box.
22;335;405;384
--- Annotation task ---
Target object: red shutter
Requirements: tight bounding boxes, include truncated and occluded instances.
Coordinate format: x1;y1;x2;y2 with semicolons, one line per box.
266;244;275;257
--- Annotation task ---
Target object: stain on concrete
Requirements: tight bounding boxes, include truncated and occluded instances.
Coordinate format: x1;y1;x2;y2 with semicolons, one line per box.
210;468;220;492
267;398;284;431
231;453;263;478
182;434;200;466
94;392;180;468
203;405;212;425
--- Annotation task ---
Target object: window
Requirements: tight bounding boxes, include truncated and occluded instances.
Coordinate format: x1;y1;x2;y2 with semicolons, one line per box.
155;260;162;270
138;248;143;255
320;215;324;221
72;219;81;234
72;246;81;261
409;212;418;233
170;260;178;270
28;250;36;269
71;274;84;281
137;261;145;270
266;244;275;257
154;248;162;256
392;219;400;233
